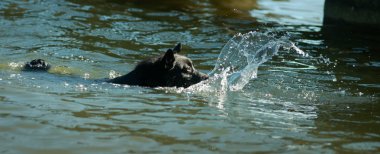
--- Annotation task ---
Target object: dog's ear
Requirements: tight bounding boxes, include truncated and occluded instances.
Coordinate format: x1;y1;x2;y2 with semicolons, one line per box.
173;43;181;53
162;49;175;70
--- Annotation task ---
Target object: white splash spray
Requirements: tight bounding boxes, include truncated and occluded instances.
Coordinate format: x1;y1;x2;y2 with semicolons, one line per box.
185;31;307;94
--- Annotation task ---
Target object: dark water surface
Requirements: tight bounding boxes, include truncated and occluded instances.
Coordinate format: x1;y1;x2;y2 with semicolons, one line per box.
1;0;380;153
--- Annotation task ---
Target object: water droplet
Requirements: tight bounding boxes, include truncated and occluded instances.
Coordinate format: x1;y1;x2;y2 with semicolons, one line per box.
83;73;90;79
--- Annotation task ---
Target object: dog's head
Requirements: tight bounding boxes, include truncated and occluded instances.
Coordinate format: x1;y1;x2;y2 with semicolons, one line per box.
23;59;51;71
160;43;209;88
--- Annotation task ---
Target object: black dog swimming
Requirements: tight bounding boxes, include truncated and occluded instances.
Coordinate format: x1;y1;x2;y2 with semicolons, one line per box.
23;59;51;71
23;43;208;88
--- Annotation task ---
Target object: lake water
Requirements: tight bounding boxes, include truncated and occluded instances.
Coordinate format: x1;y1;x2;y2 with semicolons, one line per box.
1;0;380;153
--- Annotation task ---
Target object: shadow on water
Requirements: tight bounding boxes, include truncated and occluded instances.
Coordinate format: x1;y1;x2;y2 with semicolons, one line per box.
307;7;380;152
321;0;380;96
320;25;380;96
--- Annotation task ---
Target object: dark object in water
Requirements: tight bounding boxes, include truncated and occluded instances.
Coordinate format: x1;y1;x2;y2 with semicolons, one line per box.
109;43;209;88
23;43;208;88
324;0;380;29
23;59;51;71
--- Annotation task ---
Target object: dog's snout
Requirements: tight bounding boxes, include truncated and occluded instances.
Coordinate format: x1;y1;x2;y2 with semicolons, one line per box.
196;71;208;81
201;74;209;80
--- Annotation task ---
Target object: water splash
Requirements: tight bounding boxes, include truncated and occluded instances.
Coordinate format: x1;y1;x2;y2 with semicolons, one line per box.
186;31;307;93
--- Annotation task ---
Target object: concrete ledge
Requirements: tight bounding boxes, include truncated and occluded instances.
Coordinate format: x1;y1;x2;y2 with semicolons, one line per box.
324;0;380;27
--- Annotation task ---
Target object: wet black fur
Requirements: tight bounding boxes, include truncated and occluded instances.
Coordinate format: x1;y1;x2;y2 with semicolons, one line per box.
108;43;208;87
23;59;51;71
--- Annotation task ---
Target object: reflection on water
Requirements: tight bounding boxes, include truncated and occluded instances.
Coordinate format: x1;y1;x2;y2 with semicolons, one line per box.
251;0;324;26
0;0;379;153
